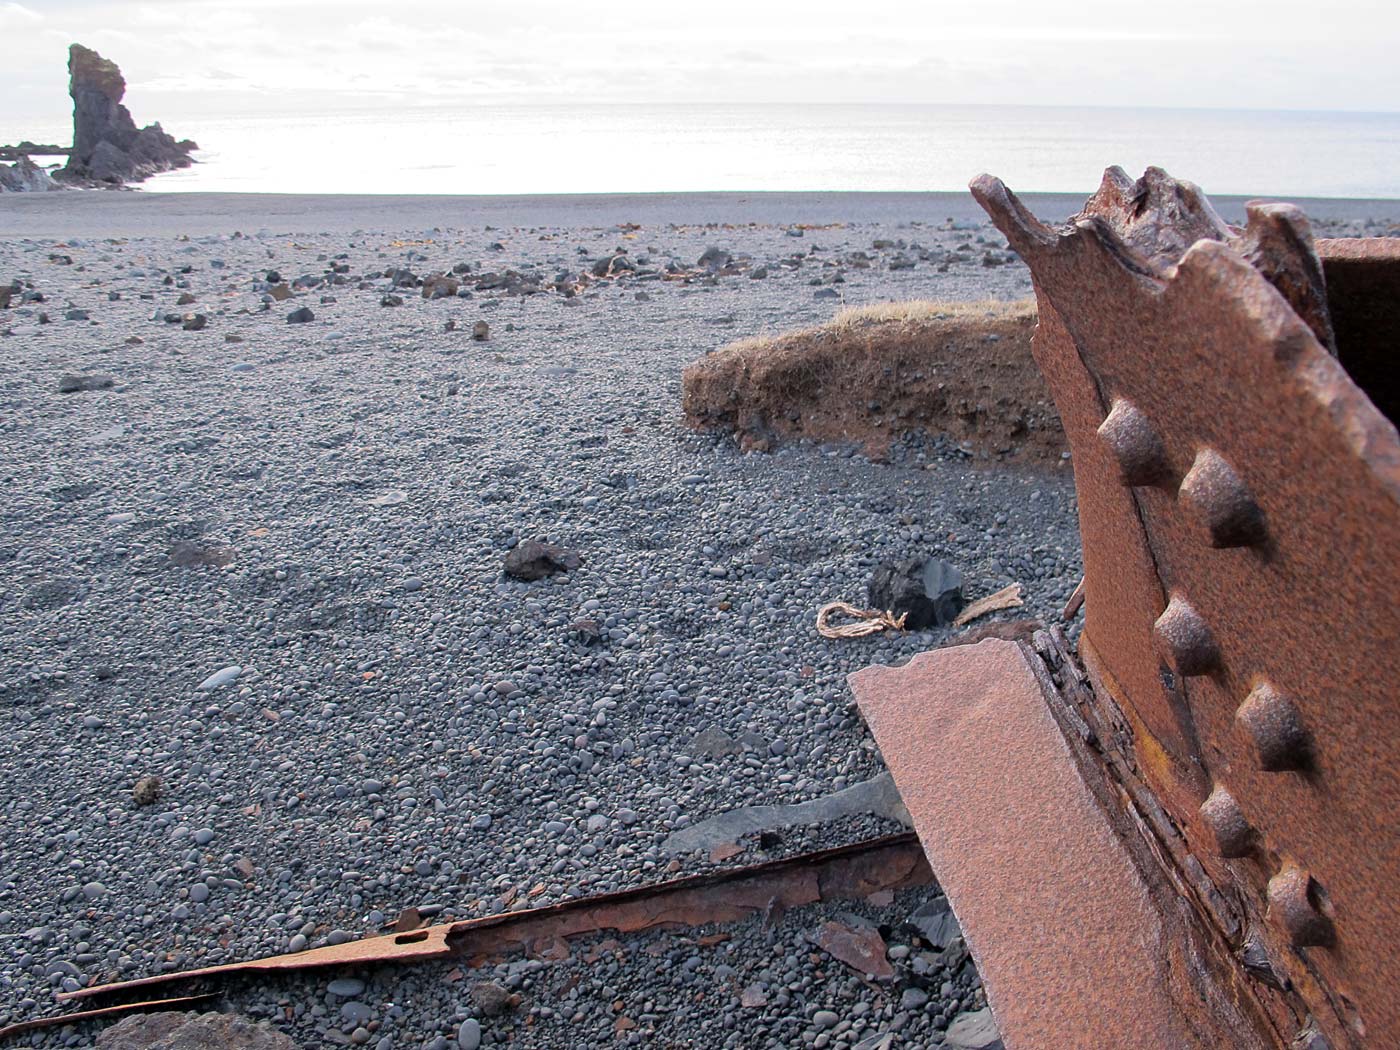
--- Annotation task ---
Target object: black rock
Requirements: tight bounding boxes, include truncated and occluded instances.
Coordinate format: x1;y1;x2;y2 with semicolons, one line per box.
286;306;314;324
469;980;517;1018
591;254;634;277
58;373;115;393
905;895;962;948
867;557;964;629
697;246;732;272
503;540;582;581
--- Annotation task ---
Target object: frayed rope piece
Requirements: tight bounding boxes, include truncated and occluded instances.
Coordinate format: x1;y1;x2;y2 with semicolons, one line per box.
816;583;1024;640
815;602;908;639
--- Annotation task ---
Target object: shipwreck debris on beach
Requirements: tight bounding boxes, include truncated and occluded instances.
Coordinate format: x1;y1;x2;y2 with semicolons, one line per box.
16;835;931;1035
852;167;1400;1049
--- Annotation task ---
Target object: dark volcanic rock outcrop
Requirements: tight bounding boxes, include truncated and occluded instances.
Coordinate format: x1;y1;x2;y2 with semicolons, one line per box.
61;44;196;185
0;154;60;192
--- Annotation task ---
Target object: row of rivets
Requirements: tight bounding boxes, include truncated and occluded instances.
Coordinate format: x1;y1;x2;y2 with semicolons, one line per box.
1100;396;1330;950
1199;787;1335;948
1097;398;1266;549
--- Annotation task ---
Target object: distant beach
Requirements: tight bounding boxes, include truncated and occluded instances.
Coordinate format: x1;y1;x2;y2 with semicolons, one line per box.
6;187;1400;241
11;103;1400;199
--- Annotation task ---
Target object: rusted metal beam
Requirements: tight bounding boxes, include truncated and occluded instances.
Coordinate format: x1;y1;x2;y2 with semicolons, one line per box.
54;834;929;1006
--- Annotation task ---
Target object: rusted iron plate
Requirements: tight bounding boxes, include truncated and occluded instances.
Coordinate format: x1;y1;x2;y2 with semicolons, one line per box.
1023;297;1203;809
974;168;1400;1049
59;834;929;1003
849;639;1246;1050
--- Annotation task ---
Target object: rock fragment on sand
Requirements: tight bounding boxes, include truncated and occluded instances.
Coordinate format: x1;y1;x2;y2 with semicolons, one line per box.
943;1007;1003;1049
867;557;964;630
286;306;314;323
422;273;459;299
96;1011;295;1050
472;320;490;341
132;775;162;806
470;979;517;1017
503;540;581;581
58;373;114;393
198;665;242;691
698;246;732;272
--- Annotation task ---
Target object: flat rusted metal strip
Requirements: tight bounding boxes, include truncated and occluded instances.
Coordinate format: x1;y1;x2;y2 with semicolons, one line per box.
850;638;1253;1050
59;833;929;1003
0;994;217;1043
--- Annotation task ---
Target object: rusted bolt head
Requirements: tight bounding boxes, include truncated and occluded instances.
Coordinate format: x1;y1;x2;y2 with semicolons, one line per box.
1153;595;1220;676
1200;785;1253;858
1237;681;1311;772
1098;398;1170;486
1178;448;1267;548
1267;864;1335;948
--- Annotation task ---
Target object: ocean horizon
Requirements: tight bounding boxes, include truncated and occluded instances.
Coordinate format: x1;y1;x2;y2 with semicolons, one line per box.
14;102;1400;200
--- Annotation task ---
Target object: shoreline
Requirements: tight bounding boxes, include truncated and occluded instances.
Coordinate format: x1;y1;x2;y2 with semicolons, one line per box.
4;188;1400;239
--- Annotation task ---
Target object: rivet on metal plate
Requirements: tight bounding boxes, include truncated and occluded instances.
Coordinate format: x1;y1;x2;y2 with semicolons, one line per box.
1200;785;1253;858
1237;681;1312;772
1152;595;1220;676
1268;865;1335;949
1097;398;1171;486
1178;448;1267;548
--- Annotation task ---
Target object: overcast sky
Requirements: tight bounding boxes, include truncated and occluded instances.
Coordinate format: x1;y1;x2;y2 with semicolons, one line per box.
3;0;1398;130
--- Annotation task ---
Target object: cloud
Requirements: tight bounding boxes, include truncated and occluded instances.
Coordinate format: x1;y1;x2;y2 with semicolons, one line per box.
1;0;1397;122
0;1;40;27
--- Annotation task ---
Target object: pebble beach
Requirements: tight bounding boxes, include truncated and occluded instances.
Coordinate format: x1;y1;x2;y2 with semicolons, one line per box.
1;189;1393;1049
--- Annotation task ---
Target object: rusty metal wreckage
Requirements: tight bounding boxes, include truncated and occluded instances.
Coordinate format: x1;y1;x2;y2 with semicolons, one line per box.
857;167;1400;1049
7;168;1397;1048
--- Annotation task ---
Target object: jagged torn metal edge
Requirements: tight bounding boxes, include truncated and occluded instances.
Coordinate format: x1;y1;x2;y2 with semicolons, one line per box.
969;167;1400;498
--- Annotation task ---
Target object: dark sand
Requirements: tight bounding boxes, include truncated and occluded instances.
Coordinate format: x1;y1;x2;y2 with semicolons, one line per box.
4;188;1400;239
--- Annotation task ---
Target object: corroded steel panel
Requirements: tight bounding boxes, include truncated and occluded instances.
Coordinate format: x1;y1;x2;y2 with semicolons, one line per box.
850;639;1251;1050
972;167;1400;1049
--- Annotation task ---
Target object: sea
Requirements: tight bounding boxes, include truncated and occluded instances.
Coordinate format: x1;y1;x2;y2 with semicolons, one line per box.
16;103;1400;199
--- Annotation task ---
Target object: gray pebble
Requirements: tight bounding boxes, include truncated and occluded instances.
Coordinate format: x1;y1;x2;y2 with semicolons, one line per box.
197;665;242;691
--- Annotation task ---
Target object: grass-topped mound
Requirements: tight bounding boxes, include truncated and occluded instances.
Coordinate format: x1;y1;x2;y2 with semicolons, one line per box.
682;299;1064;464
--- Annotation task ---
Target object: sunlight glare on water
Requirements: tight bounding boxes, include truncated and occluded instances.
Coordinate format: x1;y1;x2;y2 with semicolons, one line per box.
31;104;1400;199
